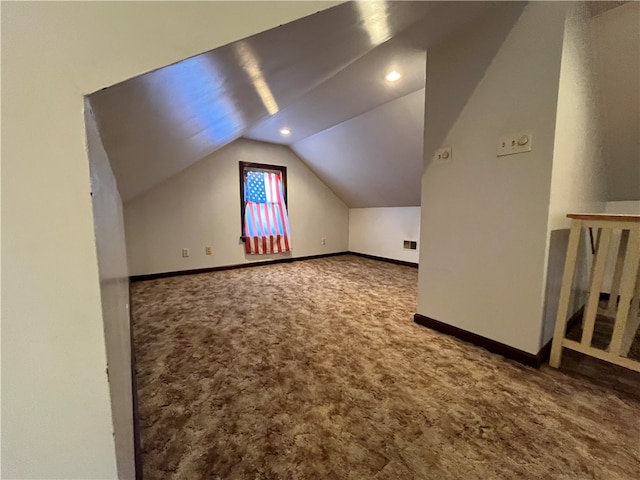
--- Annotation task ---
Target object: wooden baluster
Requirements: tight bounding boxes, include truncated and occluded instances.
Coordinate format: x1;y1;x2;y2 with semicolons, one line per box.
620;266;640;357
550;220;583;368
607;229;629;316
608;229;640;356
580;227;612;348
583;228;601;327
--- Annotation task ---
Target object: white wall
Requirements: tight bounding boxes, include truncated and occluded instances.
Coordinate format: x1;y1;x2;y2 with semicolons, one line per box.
349;207;420;263
86;102;135;479
418;2;568;354
541;2;609;345
547;2;607;232
600;201;640;294
591;2;640;201
293;89;426;208
1;2;337;478
604;201;640;215
124;139;349;276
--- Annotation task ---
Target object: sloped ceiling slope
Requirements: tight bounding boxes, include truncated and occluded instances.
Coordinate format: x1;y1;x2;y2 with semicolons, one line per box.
292;89;425;207
89;1;500;205
244;35;426;145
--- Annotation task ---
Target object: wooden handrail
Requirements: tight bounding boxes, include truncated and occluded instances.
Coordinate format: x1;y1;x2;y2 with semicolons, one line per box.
550;214;640;373
567;213;640;222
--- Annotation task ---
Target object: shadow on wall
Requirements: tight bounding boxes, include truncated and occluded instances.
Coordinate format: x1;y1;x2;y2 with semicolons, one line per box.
423;2;526;165
541;229;592;346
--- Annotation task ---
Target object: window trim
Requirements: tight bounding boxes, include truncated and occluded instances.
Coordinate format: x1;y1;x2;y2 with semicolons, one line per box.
239;161;288;240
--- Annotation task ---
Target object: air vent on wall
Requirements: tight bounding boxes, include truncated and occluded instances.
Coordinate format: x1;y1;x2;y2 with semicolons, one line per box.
403;240;417;250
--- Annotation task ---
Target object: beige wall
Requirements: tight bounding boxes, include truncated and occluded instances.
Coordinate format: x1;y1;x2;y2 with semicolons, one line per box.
548;2;607;232
349;207;420;263
418;2;568;354
605;201;640;215
1;2;338;478
86;102;135;479
600;201;640;294
591;2;640;201
124;139;349;276
541;2;609;345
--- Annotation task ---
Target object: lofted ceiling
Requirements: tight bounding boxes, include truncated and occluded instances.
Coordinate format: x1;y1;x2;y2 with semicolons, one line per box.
89;1;500;206
88;1;639;208
243;34;427;146
292;89;426;207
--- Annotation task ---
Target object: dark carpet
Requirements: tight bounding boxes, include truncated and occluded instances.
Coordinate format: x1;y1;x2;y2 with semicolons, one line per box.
131;255;640;479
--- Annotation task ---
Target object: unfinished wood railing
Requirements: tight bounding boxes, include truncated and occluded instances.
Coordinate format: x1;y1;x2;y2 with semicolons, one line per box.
549;214;640;372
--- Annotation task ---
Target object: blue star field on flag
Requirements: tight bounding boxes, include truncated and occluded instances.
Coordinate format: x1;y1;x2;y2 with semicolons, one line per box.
246;170;267;203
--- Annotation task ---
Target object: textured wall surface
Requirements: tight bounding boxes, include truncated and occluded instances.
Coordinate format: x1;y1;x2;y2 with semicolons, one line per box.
592;3;640;201
542;2;609;345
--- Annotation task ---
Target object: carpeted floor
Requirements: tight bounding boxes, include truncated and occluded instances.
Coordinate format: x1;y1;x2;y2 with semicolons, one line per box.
131;255;640;480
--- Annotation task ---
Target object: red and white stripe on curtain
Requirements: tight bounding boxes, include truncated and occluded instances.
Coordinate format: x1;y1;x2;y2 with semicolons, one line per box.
243;169;291;254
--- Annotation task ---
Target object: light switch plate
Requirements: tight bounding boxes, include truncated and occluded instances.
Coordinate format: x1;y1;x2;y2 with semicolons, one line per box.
497;132;532;156
433;146;452;164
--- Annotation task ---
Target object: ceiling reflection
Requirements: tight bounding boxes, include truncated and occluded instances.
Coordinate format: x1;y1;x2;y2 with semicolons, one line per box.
149;54;245;145
234;42;280;116
356;1;392;46
88;1;490;202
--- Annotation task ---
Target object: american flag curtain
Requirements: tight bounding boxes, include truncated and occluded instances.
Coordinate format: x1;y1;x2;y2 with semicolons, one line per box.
244;170;291;254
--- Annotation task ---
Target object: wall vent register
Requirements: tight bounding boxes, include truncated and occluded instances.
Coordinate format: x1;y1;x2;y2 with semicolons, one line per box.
404;240;417;250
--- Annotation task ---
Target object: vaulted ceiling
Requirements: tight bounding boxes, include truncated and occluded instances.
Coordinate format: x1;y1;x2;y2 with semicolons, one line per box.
88;1;639;207
88;1;499;206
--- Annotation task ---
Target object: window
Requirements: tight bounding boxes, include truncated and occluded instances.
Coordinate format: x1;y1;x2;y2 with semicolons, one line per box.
239;161;291;255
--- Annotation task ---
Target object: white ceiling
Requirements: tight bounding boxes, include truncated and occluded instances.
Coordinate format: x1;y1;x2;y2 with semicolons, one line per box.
244;35;426;145
88;1;639;208
89;1;499;206
292;89;425;207
243;33;427;207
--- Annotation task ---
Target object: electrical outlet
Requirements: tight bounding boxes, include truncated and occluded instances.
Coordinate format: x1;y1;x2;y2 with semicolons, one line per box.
205;246;212;255
182;248;189;258
321;238;326;245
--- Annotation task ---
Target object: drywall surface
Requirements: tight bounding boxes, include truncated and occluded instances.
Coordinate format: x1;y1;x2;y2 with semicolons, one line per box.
1;2;337;478
591;3;640;201
124;139;349;276
293;89;426;208
600;201;640;294
604;201;640;215
542;2;608;345
86;103;135;479
349;207;420;263
417;2;567;354
547;3;607;232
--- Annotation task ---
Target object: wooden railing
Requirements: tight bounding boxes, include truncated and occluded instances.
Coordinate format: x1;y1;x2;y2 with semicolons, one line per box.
549;214;640;372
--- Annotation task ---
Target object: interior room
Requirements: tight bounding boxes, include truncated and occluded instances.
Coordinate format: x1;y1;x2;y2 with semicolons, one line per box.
2;1;639;479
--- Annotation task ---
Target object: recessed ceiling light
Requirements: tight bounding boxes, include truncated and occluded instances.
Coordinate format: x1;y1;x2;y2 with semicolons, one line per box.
385;70;401;82
280;128;291;136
